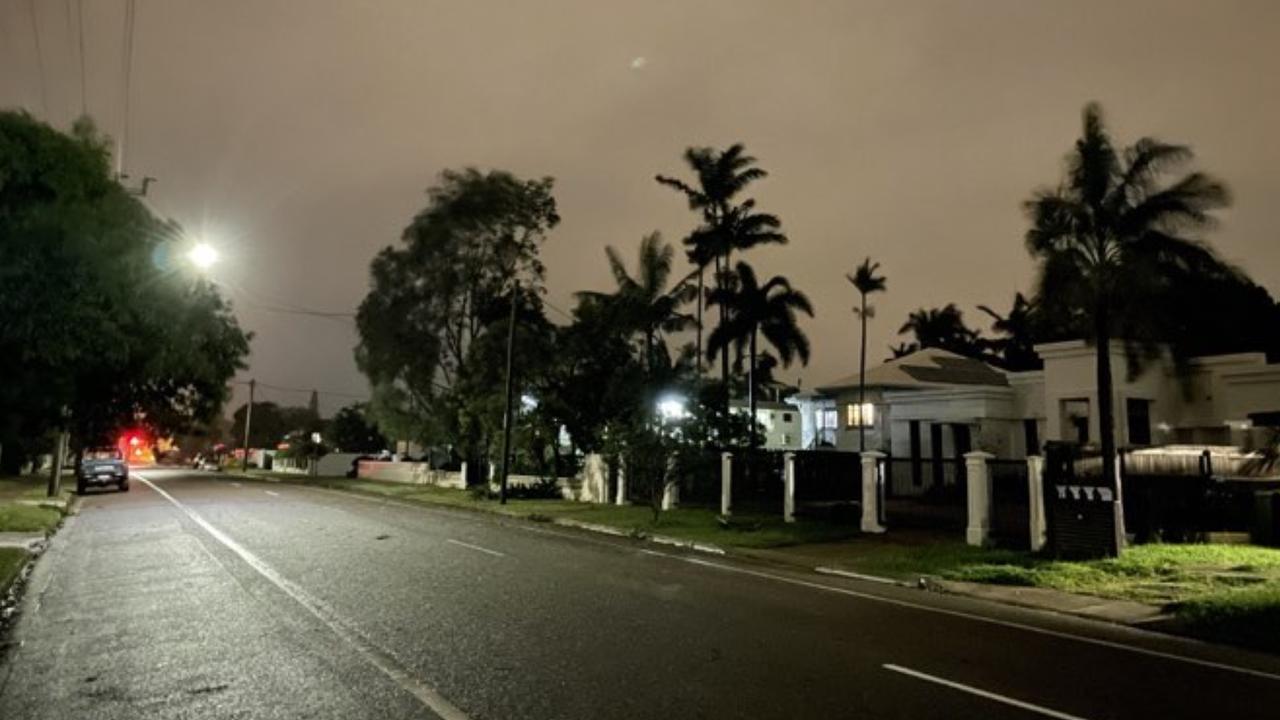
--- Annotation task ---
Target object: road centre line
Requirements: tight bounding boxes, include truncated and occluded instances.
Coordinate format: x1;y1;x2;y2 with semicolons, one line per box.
446;538;506;557
883;664;1090;720
136;474;469;720
264;490;280;497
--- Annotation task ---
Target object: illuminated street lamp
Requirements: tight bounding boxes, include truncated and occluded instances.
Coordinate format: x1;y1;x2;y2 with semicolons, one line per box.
657;395;688;422
187;242;220;271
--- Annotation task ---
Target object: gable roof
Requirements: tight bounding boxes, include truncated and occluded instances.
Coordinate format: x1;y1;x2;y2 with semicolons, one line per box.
815;347;1008;394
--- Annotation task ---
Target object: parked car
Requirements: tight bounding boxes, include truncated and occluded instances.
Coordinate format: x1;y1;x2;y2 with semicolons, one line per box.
78;447;130;494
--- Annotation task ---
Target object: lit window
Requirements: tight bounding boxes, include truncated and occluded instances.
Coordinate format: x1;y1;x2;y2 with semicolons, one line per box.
846;403;875;428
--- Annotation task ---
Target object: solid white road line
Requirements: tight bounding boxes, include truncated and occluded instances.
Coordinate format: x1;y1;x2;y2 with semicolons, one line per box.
446;538;506;558
264;490;280;497
136;474;469;720
639;550;1280;683
883;664;1091;720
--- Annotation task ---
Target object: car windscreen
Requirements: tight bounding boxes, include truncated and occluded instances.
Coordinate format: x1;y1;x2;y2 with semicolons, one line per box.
85;450;122;460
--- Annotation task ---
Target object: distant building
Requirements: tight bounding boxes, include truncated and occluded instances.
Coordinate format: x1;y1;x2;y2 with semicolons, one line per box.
789;342;1280;460
730;381;803;450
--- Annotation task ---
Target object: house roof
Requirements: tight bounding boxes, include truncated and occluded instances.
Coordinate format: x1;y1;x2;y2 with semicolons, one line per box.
815;347;1008;394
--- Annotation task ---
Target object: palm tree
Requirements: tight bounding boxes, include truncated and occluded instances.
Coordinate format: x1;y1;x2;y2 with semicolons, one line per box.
577;232;694;375
657;144;785;385
846;258;886;451
978;293;1042;371
706;262;813;447
1024;102;1230;492
898;304;983;357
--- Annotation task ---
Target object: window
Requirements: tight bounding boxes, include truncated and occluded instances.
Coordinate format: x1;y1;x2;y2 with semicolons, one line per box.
819;409;838;429
1062;399;1090;445
1127;398;1152;446
846;402;875;428
1023;419;1040;456
782;412;793;423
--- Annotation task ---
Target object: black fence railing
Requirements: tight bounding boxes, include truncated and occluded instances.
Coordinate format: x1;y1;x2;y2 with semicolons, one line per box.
731;449;785;513
793;450;860;503
990;459;1030;548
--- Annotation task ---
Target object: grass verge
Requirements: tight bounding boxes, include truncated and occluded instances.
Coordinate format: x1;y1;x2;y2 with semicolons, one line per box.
0;547;29;597
242;472;857;549
0;475;73;533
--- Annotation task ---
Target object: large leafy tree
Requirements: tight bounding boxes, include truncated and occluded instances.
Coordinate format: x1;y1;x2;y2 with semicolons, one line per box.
355;168;559;464
847;258;886;450
706;262;813;448
978;293;1044;371
0;112;248;471
1024;102;1230;490
576;232;694;374
656;144;786;385
328;404;388;454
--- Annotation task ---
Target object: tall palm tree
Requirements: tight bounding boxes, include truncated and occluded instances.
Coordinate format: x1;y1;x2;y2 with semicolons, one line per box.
577;232;695;375
706;262;813;448
846;258;886;451
978;292;1042;371
656;144;785;386
1025;102;1230;492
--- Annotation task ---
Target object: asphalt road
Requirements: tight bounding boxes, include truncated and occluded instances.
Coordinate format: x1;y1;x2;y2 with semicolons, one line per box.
3;470;1280;719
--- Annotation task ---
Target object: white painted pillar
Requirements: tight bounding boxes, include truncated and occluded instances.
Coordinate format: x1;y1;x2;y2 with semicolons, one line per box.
860;451;886;533
614;459;628;506
1026;455;1047;552
783;452;796;523
459;461;469;491
662;481;678;511
583;454;606;503
720;451;733;516
965;451;994;547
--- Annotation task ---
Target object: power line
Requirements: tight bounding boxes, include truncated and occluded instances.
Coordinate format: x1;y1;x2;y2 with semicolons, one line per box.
28;0;48;116
74;0;87;117
230;379;369;402
118;0;136;175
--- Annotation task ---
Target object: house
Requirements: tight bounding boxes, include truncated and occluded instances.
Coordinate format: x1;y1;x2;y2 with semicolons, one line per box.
790;342;1280;465
730;381;803;450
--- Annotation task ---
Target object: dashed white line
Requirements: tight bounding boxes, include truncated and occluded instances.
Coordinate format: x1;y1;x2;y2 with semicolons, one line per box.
230;482;242;488
264;490;280;497
136;474;469;720
883;664;1091;720
446;538;506;558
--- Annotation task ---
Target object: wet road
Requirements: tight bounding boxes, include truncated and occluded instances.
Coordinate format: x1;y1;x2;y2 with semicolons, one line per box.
3;469;1280;719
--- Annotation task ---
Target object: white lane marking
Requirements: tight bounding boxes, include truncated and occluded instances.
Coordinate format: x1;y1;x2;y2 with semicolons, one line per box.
446;538;506;558
135;474;469;720
638;550;1280;683
883;664;1090;720
230;482;242;488
264;490;280;497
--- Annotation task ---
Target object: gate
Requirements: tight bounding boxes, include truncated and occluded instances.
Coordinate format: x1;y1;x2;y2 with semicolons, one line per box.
731;449;785;513
1043;442;1121;558
989;459;1030;548
883;456;967;530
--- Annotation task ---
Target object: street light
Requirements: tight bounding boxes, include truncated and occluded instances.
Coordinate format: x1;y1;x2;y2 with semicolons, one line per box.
657;395;688;422
187;243;220;271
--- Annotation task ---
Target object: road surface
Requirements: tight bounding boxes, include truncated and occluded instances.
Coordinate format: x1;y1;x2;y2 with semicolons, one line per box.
2;469;1280;719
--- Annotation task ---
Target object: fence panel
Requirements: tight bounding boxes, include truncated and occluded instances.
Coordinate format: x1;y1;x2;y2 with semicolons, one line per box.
989;459;1030;549
793;450;860;503
732;449;785;513
883;456;967;530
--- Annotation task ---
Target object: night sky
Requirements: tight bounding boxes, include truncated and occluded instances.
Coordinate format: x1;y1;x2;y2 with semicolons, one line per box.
3;0;1278;416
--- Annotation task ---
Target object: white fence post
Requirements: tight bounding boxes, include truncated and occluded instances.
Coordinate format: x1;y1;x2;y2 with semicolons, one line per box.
860;451;886;533
1026;455;1046;552
615;459;628;506
720;451;733;516
662;481;678;511
783;452;796;523
583;454;607;503
965;451;994;547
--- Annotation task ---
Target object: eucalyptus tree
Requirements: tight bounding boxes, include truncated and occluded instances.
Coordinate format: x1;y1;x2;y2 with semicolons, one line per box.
846;258;887;450
706;262;813;448
1024;102;1230;488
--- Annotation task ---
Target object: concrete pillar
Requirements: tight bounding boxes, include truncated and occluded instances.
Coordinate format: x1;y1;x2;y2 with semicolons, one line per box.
459;461;469;491
662;481;678;511
720;451;733;516
860;451;886;533
783;452;796;523
1026;455;1047;552
615;459;627;506
965;451;995;547
583;454;607;503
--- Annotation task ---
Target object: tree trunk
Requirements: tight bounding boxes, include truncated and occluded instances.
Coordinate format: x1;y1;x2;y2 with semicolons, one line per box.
1095;306;1116;488
696;266;704;378
748;325;758;449
858;293;868;452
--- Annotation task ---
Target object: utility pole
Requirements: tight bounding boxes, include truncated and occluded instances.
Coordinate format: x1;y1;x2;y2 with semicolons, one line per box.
241;379;255;473
497;289;518;505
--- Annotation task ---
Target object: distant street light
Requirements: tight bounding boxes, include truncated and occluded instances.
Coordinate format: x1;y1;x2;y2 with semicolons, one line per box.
188;243;220;271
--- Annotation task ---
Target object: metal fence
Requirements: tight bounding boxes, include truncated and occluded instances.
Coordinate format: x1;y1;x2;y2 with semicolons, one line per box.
989;459;1030;548
793;450;860;503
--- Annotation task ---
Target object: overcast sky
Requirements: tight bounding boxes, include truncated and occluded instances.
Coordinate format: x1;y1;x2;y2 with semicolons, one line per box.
3;0;1278;415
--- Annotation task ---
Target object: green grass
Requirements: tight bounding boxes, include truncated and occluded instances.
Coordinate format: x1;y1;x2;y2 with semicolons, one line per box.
0;475;71;533
0;547;29;596
1175;585;1280;651
248;473;857;549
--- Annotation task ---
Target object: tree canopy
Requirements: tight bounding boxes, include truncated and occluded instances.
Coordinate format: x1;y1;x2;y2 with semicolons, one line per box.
0;112;249;470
